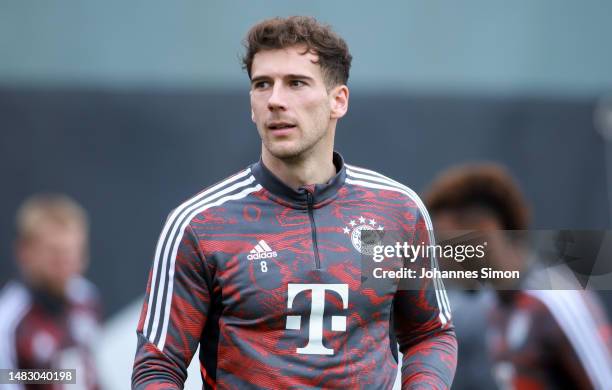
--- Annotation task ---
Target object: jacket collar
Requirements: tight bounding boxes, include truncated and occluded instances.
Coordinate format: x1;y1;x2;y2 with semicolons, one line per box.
251;151;346;207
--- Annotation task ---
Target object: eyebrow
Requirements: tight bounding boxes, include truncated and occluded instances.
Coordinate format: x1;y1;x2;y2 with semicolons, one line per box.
251;74;315;85
285;74;315;81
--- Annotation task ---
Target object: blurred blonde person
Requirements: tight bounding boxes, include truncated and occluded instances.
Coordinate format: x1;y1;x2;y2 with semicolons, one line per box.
0;194;101;390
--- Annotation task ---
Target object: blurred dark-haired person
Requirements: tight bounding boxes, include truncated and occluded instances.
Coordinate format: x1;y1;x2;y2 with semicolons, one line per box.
132;16;456;389
425;163;612;390
0;194;101;390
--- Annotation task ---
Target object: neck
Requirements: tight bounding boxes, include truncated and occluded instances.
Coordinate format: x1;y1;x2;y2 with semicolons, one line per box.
261;146;336;190
26;277;67;301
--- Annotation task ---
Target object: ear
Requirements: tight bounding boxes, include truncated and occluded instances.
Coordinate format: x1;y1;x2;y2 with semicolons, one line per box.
329;85;349;119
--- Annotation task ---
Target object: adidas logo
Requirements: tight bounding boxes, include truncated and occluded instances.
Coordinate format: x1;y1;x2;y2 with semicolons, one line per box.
247;240;278;260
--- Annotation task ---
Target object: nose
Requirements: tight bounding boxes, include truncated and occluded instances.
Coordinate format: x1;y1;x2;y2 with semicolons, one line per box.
267;84;287;111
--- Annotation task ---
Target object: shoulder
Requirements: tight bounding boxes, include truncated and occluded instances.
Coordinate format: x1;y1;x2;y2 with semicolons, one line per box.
525;290;612;385
0;282;32;369
344;163;430;217
525;290;604;322
0;281;31;311
0;281;31;332
523;290;609;340
66;276;100;308
166;166;261;228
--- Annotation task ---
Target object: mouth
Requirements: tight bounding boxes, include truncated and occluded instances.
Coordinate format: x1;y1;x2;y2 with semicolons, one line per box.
267;122;297;131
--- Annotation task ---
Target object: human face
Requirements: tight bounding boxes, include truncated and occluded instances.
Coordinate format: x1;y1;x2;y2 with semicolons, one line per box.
249;45;347;160
18;221;87;296
433;208;505;257
433;209;525;288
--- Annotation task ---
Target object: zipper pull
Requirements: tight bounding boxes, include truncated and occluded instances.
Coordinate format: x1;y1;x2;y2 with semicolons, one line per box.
304;185;315;206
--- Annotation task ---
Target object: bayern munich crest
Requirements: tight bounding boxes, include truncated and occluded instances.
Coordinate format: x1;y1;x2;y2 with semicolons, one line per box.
342;215;384;255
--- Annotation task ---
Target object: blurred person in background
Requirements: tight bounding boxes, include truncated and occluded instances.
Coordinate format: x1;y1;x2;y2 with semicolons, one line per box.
0;194;101;390
425;163;612;390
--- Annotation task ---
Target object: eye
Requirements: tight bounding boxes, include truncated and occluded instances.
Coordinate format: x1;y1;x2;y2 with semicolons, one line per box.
290;80;306;87
253;80;270;89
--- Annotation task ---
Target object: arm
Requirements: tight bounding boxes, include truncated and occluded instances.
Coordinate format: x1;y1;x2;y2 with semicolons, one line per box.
530;290;612;389
394;204;457;390
132;221;212;389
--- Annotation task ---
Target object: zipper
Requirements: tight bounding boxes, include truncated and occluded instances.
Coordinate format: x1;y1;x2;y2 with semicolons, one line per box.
306;192;321;269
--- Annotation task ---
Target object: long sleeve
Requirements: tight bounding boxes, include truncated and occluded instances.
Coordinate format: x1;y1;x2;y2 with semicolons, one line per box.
132;221;212;389
394;205;457;389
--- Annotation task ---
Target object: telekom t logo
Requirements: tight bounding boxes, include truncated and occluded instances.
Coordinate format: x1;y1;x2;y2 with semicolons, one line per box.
285;283;349;355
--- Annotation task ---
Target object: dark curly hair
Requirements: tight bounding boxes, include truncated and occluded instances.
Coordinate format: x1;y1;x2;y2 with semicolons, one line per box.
242;16;352;88
424;163;530;230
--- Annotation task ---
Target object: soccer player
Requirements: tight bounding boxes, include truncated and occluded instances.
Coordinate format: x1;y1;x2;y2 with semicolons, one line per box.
0;194;101;390
132;16;456;389
424;163;612;390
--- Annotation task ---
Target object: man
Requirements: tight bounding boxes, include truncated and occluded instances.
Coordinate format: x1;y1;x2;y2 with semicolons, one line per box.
424;163;612;389
0;194;101;390
132;16;456;389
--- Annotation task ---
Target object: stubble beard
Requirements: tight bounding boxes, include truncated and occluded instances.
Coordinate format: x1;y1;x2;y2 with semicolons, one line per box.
261;123;330;163
258;100;333;162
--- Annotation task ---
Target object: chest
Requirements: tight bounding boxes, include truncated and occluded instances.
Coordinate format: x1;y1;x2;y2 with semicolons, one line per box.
18;306;98;368
202;201;407;322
